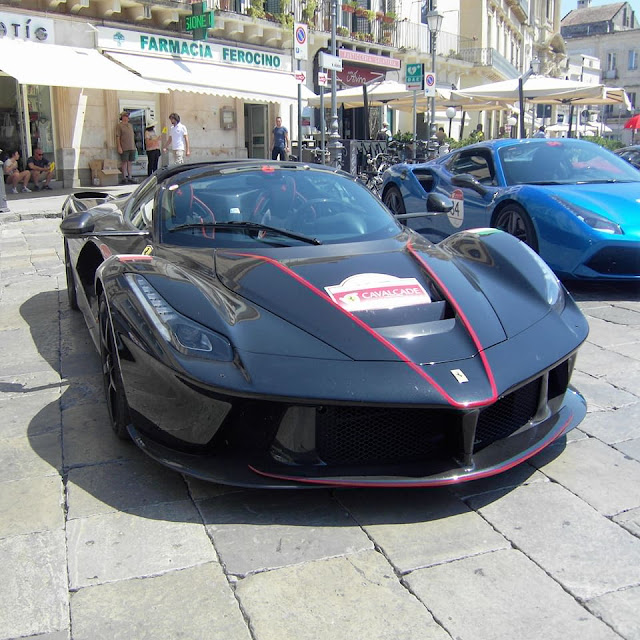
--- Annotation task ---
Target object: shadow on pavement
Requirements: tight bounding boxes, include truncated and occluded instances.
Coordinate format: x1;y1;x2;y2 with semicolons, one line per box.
20;289;561;527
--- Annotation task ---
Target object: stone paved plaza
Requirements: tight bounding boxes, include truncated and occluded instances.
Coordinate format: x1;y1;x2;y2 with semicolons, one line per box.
1;198;639;640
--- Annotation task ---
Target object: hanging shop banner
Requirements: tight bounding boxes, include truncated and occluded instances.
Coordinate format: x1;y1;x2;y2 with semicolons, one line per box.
337;65;384;87
97;26;292;72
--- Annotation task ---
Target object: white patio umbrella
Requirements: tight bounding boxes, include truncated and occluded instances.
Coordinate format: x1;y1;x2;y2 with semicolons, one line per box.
450;76;605;105
307;80;507;112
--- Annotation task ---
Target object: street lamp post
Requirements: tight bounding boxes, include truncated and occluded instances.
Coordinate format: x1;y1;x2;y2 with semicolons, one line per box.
426;10;443;149
517;57;541;138
446;106;456;139
328;0;343;168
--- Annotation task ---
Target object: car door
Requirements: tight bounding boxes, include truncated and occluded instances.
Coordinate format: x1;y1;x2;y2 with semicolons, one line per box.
429;148;500;242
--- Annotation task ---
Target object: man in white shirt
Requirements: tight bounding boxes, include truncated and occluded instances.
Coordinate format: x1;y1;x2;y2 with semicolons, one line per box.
163;113;190;165
533;126;547;138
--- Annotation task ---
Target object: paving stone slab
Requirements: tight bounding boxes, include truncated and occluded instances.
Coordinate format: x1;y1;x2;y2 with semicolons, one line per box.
584;585;640;640
468;482;640;600
59;373;104;410
530;437;640;516
614;437;640;463
405;548;620;640
579;403;640;444
0;530;68;640
613;507;640;538
66;457;190;519
0;387;60;439
198;490;372;577
66;500;215;589
0;475;64;539
575;341;636;379
337;488;508;574
235;550;449;640
571;370;638;410
61;402;140;469
585;305;640;326
0;432;62;482
70;563;250;640
585;317;640;348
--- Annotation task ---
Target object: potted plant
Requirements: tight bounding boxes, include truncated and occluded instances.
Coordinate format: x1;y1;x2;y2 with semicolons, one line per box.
337;26;350;37
382;11;395;24
301;0;317;25
247;0;265;19
342;2;355;13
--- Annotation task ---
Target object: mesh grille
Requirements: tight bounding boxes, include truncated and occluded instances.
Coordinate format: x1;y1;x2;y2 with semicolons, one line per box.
474;379;541;452
585;247;640;276
316;406;456;465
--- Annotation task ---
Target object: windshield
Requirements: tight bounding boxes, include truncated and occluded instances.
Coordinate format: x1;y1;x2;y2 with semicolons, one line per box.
499;140;640;185
159;165;401;247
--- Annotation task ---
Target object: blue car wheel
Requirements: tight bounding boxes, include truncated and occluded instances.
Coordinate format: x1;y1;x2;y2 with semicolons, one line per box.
383;186;406;216
494;203;538;252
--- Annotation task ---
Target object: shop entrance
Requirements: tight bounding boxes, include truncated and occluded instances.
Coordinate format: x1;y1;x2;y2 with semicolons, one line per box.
1;78;54;173
119;101;157;176
244;104;268;159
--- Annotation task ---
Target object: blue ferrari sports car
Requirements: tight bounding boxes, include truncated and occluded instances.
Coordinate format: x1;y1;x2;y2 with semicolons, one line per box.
380;138;640;280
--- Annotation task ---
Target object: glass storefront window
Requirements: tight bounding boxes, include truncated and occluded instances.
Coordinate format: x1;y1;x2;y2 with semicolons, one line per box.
0;76;22;167
26;84;54;156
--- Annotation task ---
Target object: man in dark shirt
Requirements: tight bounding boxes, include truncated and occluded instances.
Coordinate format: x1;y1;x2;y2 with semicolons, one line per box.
26;148;54;190
271;116;289;161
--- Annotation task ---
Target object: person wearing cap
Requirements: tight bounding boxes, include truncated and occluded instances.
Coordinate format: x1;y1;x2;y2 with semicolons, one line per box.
116;111;136;184
377;122;392;141
144;120;161;175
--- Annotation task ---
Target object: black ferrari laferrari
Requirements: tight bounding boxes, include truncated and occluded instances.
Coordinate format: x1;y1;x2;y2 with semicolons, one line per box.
61;160;588;488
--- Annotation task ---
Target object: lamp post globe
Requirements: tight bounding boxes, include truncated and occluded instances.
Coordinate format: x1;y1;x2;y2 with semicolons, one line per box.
445;106;456;138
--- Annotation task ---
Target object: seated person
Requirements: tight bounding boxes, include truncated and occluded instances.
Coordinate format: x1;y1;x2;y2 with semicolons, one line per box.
26;148;54;190
3;150;31;193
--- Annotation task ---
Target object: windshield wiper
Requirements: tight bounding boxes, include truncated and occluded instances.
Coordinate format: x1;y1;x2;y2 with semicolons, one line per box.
168;221;322;245
521;180;568;185
574;179;636;184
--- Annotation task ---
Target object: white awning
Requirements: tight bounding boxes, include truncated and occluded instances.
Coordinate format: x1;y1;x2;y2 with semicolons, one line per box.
105;51;315;103
0;39;166;93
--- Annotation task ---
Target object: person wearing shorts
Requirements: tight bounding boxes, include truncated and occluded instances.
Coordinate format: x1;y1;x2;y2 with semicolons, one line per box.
116;111;136;184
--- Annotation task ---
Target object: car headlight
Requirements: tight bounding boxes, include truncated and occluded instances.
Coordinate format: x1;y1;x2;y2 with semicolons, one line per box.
126;274;233;361
519;243;565;311
552;196;622;235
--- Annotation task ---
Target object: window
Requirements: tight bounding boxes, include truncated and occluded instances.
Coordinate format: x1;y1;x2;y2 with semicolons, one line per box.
629;50;638;70
447;151;495;185
607;52;617;70
628;92;637;109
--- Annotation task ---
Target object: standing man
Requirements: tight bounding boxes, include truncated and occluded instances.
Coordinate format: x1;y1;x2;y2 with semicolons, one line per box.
271;116;289;160
26;148;54;190
533;125;547;138
116;111;136;184
163;113;190;165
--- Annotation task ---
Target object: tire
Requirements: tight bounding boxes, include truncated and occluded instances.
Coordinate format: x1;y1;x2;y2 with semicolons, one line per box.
493;203;538;252
64;241;79;311
383;185;406;216
99;294;132;440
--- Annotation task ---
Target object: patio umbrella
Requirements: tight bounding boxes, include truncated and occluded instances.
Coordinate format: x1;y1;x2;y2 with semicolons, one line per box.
450;76;605;105
307;80;507;112
624;113;640;129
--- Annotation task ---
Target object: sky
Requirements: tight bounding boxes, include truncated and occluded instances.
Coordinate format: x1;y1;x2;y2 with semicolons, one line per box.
560;0;640;19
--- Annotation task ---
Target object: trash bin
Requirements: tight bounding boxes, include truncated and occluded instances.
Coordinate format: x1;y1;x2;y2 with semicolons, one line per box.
0;160;9;213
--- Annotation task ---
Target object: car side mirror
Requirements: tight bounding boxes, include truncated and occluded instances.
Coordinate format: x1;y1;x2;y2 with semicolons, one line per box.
427;192;454;214
451;173;488;195
61;211;95;235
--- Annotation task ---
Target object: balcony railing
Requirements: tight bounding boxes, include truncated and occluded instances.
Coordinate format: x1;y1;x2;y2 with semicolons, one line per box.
458;47;520;79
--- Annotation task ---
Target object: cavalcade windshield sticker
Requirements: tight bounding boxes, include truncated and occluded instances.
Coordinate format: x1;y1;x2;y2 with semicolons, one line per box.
325;273;431;312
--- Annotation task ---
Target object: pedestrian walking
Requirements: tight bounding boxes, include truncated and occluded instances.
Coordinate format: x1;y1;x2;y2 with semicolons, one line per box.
163;113;190;165
271;116;289;160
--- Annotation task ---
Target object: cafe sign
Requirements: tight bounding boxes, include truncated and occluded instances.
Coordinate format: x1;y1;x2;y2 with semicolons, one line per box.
337;65;384;87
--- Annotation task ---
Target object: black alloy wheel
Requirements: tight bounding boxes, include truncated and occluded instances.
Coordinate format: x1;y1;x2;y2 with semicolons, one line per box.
383;186;406;216
99;294;132;440
493;203;539;252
